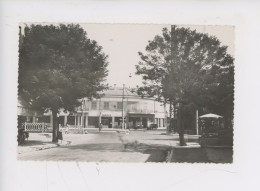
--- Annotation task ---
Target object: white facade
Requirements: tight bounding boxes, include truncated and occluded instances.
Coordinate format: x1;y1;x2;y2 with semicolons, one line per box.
18;87;169;129
61;87;169;129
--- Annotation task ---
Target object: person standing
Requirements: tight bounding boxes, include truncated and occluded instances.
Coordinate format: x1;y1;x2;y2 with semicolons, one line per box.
65;122;69;134
58;128;63;144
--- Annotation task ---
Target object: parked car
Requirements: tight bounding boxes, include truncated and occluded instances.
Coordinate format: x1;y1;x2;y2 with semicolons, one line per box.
148;123;158;130
135;124;143;129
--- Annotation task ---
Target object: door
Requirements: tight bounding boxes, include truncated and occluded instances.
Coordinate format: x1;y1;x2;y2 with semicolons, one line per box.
142;118;148;128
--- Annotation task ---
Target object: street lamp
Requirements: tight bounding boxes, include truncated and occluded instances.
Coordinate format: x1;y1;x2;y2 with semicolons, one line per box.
121;74;132;129
122;84;125;129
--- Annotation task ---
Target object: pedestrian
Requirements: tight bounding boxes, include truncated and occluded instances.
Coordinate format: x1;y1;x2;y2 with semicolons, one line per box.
58;128;63;144
65;122;69;134
99;122;103;132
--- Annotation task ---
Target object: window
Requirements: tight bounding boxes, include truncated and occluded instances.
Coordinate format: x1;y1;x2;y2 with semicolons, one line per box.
92;101;97;109
117;102;122;109
104;102;109;110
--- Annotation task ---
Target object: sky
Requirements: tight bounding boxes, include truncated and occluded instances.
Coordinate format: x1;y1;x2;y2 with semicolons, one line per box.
81;24;235;88
20;23;234;88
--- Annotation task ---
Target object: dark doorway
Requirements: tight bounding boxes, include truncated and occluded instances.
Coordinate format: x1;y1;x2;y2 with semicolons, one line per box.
101;117;112;128
128;117;141;129
88;117;99;128
142;118;148;128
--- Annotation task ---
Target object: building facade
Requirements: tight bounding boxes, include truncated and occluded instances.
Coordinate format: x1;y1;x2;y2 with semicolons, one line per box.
18;87;169;129
58;87;169;129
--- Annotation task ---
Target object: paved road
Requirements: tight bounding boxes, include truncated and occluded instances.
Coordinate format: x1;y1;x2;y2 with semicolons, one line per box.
18;130;231;163
18;130;172;162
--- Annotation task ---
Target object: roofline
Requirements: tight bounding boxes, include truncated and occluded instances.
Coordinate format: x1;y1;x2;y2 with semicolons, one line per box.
99;94;157;100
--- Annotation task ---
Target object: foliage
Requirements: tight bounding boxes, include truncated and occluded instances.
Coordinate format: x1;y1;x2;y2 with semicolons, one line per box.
19;24;109;141
136;26;234;144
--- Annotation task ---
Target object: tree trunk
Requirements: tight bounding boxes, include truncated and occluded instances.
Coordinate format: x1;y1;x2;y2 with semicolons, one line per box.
52;109;59;143
178;107;186;146
167;101;173;135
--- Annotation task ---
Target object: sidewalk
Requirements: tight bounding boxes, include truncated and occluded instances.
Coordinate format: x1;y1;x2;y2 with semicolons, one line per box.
17;133;70;155
169;145;233;163
165;134;233;163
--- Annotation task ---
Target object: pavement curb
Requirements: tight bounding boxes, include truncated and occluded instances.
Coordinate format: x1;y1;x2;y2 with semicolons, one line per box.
173;142;201;148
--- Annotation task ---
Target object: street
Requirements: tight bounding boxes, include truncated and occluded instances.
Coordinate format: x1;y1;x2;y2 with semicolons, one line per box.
18;130;232;163
18;130;174;162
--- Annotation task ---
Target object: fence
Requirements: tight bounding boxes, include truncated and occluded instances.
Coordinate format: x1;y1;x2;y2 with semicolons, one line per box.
22;122;51;132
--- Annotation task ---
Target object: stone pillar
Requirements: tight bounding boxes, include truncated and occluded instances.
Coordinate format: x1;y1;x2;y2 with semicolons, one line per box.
32;116;36;123
74;115;77;128
99;112;102;124
77;116;81;127
81;115;84;127
126;115;129;129
112;116;115;128
140;117;143;128
85;115;88;128
50;114;53;128
64;115;67;125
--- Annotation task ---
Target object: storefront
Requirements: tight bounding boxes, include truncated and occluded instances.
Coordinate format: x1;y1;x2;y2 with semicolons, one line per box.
31;87;169;130
127;113;154;129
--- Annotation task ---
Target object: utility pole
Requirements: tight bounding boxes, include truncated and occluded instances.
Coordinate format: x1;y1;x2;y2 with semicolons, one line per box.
122;84;125;129
99;98;102;125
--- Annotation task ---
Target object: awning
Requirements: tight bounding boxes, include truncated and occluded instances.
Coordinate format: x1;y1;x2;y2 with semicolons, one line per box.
199;113;223;119
127;113;155;117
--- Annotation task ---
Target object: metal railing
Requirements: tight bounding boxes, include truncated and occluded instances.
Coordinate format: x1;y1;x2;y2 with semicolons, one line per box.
22;122;50;132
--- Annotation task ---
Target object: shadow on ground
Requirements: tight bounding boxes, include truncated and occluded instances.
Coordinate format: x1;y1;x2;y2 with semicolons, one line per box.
171;147;233;163
63;143;124;152
19;140;53;147
124;142;171;162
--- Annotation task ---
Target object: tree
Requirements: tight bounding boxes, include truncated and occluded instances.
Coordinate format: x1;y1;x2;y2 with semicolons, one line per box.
136;26;234;146
19;24;109;142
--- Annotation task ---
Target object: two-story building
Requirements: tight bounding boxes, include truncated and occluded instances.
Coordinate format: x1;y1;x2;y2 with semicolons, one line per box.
19;87;169;129
57;87;169;129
